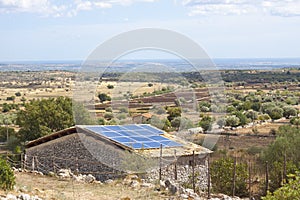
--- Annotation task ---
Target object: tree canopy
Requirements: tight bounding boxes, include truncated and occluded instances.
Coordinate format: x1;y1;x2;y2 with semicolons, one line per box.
16;97;93;142
261;125;300;191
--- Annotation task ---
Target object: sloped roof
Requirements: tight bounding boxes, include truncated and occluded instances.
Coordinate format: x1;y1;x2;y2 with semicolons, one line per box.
26;125;212;157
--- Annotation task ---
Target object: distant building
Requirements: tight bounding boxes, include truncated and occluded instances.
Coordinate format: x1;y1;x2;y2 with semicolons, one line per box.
132;113;153;124
25;124;211;188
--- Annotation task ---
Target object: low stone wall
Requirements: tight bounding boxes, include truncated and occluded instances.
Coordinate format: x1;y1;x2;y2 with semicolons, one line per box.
147;156;209;191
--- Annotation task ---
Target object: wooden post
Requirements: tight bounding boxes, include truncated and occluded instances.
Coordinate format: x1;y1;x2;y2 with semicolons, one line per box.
265;161;269;195
159;144;162;181
207;154;211;199
232;156;237;197
174;149;177;180
32;156;35;171
248;159;251;199
20;153;23;170
192;151;195;193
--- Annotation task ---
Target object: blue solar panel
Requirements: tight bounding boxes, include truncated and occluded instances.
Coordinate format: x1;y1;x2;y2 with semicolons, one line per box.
144;142;161;148
81;125;183;149
140;125;165;134
112;137;134;143
149;135;169;141
106;126;126;131
85;126;110;133
117;130;137;137
122;124;144;130
100;131;122;138
130;136;152;142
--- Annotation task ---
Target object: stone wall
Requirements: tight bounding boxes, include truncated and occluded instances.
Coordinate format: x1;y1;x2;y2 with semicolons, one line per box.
147;155;209;191
25;132;126;181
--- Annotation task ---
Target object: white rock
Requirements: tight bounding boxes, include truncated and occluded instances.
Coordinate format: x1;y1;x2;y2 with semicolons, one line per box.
17;193;31;200
6;194;17;200
84;174;96;183
140;183;153;188
130;180;139;188
104;179;114;184
159;180;165;188
180;194;189;199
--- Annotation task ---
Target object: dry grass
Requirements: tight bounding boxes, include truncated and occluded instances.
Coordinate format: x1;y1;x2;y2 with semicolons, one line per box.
0;172;168;200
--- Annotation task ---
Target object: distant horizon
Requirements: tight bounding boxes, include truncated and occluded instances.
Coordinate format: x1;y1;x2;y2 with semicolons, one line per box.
2;57;300;64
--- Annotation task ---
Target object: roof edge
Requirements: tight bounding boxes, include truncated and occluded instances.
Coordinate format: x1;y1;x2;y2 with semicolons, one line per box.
25;126;77;149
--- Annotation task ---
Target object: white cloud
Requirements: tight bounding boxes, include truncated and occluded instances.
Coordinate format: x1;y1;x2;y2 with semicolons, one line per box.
183;0;300;17
0;0;155;17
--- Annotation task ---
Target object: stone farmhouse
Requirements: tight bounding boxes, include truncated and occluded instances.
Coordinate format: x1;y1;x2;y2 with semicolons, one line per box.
25;124;212;187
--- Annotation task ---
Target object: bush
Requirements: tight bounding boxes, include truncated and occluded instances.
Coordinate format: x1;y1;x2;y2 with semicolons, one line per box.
0;157;15;191
262;172;300;200
6;96;15;101
107;84;114;89
15;92;21;97
210;157;248;197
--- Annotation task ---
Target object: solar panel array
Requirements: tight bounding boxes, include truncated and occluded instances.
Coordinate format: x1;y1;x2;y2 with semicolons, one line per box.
81;124;183;150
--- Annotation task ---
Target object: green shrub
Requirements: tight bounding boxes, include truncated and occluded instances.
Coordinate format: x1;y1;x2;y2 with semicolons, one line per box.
0;158;15;191
262;172;300;200
210;157;248;197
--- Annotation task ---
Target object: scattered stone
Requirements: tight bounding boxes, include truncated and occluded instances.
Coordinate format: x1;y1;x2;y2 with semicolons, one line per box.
84;174;96;183
140;183;154;188
104;179;114;184
130;180;139;188
94;180;103;184
165;180;177;195
159;180;166;190
180;194;189;199
57;169;72;178
17;193;31;200
6;194;17;200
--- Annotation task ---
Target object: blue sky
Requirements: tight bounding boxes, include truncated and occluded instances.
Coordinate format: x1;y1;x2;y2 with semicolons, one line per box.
0;0;300;61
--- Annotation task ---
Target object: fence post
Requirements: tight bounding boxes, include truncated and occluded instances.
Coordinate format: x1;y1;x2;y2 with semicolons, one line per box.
174;149;177;180
20;153;23;170
265;161;269;195
207;154;211;199
32;156;35;171
159;144;162;182
192;150;195;193
248;159;251;199
232;156;237;197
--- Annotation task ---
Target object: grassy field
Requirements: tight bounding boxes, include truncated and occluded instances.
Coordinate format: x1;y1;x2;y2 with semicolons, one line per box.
0;172;168;200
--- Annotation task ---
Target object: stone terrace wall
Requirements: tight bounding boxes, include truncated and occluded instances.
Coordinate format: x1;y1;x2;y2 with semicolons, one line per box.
147;155;209;191
25;133;126;181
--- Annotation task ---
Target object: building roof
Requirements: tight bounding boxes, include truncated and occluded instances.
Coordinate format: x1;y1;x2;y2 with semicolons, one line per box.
135;113;153;119
26;124;212;157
